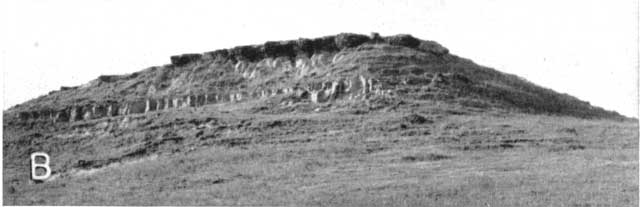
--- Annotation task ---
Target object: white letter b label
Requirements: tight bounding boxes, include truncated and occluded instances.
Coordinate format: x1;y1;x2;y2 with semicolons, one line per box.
31;152;51;181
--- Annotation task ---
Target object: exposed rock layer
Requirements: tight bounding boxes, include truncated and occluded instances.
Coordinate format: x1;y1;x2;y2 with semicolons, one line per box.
171;33;448;66
13;74;396;123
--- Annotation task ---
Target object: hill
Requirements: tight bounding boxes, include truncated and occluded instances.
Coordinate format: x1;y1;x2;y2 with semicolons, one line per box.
3;33;637;206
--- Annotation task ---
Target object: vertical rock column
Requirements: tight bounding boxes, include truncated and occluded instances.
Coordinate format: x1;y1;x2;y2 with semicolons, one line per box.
360;75;370;98
145;99;157;113
196;95;206;106
54;110;69;123
156;99;165;111
69;106;79;122
118;103;130;116
183;96;191;108
93;105;107;119
83;107;93;120
310;90;320;103
229;94;236;103
107;103;119;117
165;98;172;109
173;98;181;108
346;76;363;100
326;80;344;100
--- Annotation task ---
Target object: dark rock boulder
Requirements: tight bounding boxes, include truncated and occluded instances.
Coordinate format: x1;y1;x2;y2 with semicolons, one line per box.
310;36;339;54
384;34;421;48
228;45;264;62
263;41;297;59
170;53;203;66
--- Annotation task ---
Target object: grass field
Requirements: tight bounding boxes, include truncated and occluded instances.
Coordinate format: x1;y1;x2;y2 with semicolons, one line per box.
3;100;638;206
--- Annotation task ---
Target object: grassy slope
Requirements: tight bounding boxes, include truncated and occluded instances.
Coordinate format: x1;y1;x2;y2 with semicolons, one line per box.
3;99;637;206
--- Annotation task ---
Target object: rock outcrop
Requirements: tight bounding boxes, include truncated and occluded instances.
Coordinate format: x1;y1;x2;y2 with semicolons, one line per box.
10;71;407;124
170;33;449;67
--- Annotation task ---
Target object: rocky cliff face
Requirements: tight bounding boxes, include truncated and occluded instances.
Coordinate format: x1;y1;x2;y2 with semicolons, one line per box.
3;32;624;126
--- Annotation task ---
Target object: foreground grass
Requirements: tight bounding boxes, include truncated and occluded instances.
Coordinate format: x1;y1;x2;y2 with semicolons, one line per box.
4;110;638;206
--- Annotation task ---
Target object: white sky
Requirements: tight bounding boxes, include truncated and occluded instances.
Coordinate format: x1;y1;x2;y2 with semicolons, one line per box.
1;0;638;117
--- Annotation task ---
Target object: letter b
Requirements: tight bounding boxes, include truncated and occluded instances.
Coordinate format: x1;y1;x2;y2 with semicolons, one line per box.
30;152;51;181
